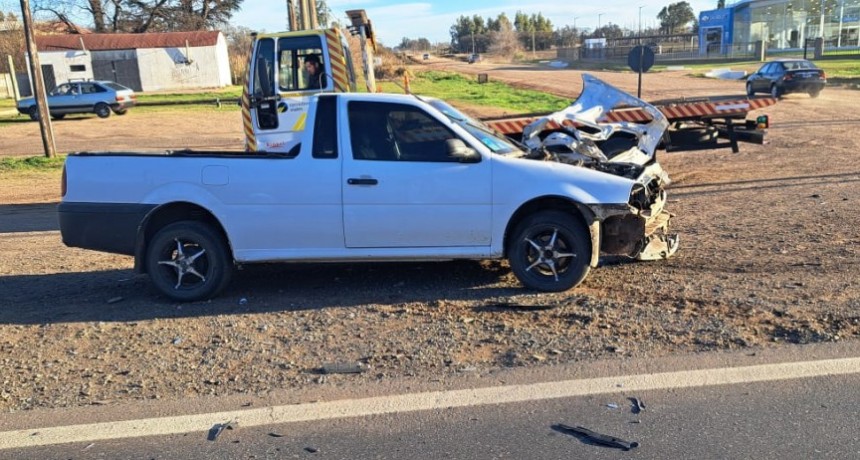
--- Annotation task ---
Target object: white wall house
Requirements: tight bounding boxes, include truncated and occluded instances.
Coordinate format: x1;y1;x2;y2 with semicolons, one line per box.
34;31;232;92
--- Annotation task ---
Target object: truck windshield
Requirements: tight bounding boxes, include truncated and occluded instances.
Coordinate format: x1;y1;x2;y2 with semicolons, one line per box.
426;99;524;156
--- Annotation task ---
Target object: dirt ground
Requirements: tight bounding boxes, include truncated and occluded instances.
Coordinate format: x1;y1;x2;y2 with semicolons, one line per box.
0;109;245;157
1;64;859;413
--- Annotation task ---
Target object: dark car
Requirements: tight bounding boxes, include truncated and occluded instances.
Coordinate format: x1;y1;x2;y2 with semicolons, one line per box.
746;59;826;99
17;80;136;121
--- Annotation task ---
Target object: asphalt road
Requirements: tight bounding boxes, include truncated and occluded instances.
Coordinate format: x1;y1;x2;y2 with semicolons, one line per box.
3;343;858;459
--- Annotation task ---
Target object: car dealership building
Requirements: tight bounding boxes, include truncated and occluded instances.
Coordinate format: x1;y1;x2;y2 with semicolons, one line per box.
699;0;860;54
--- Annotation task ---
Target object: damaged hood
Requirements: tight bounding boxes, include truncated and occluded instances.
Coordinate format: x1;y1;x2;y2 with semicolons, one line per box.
522;74;669;166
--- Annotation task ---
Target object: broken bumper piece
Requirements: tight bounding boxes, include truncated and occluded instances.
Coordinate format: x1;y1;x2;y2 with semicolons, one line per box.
637;213;679;260
591;205;679;262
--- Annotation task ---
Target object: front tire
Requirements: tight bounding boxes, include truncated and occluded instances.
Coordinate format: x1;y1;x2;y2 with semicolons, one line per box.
95;103;111;118
746;82;754;97
146;221;233;301
770;84;782;99
28;106;39;121
508;211;591;292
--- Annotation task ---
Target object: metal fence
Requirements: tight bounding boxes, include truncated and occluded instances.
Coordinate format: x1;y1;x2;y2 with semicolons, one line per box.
572;41;759;64
562;40;858;65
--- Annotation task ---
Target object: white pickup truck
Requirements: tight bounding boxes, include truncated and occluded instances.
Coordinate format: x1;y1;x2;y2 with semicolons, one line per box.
60;77;678;301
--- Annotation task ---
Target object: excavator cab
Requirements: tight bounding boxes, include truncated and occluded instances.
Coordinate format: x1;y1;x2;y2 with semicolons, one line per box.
243;28;358;153
242;9;377;153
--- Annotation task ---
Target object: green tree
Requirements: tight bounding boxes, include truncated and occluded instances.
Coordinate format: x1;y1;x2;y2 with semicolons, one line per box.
657;1;696;34
717;0;726;9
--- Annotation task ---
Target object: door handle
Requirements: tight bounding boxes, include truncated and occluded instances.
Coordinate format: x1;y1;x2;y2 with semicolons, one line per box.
347;178;378;186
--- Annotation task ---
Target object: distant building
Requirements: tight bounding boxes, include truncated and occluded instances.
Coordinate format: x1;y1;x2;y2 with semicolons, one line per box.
700;0;860;54
34;31;232;92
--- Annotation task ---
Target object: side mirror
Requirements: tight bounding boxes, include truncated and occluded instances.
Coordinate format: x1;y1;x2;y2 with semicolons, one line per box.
446;139;481;163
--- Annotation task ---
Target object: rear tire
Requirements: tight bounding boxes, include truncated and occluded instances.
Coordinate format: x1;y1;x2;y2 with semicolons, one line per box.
95;103;111;118
51;113;65;120
28;106;39;121
508;211;591;292
114;108;128;115
146;221;233;302
809;89;821;98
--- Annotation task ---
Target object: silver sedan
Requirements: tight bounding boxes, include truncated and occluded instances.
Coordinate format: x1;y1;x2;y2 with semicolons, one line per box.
17;80;136;120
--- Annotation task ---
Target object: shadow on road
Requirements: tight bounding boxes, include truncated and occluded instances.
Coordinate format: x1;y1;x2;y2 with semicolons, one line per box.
0;203;59;233
669;172;860;198
0;260;520;325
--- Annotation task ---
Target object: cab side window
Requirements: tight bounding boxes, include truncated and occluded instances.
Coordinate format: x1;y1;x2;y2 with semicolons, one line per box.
253;38;276;99
312;96;338;159
277;36;325;92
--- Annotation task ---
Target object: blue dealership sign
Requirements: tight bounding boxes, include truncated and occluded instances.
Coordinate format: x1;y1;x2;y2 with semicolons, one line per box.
699;8;734;55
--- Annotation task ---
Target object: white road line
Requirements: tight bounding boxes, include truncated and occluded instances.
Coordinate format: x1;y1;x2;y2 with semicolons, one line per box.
2;357;859;450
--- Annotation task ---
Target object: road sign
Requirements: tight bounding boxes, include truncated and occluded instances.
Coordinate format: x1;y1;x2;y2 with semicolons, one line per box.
628;45;655;73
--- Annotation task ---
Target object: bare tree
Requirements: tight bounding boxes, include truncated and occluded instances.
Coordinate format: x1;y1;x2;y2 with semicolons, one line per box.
488;18;520;58
0;10;24;73
33;0;244;33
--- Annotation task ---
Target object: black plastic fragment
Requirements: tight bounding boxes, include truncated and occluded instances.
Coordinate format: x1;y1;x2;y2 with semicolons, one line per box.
207;419;236;441
629;397;646;414
556;424;639;451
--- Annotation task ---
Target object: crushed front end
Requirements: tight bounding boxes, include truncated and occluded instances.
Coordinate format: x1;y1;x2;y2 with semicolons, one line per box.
522;74;680;262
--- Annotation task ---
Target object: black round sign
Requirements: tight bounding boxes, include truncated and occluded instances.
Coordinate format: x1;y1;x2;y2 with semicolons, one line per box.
628;45;655;73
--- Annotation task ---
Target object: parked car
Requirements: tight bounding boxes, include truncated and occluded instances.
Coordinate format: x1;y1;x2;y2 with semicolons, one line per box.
17;80;136;121
468;53;481;64
746;59;826;99
422;53;430;60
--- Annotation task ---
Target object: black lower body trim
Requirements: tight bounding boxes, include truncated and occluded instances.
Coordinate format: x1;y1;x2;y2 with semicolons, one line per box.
58;202;157;256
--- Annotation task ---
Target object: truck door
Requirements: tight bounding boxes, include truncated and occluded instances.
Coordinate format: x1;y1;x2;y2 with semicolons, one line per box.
249;34;332;153
341;100;493;248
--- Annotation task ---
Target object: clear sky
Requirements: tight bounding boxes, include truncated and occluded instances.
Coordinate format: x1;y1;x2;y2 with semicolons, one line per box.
233;0;719;45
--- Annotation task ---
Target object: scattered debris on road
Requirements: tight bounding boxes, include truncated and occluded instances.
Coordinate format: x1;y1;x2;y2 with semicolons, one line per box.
207;419;236;441
320;363;364;374
629;397;646;414
555;424;639;451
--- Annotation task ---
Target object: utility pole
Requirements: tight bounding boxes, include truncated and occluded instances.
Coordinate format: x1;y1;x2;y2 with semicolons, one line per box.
532;28;536;57
286;0;297;31
308;0;318;29
471;29;475;55
19;0;56;158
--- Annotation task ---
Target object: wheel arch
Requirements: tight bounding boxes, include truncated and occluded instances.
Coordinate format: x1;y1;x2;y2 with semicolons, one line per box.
134;201;233;273
502;195;596;259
